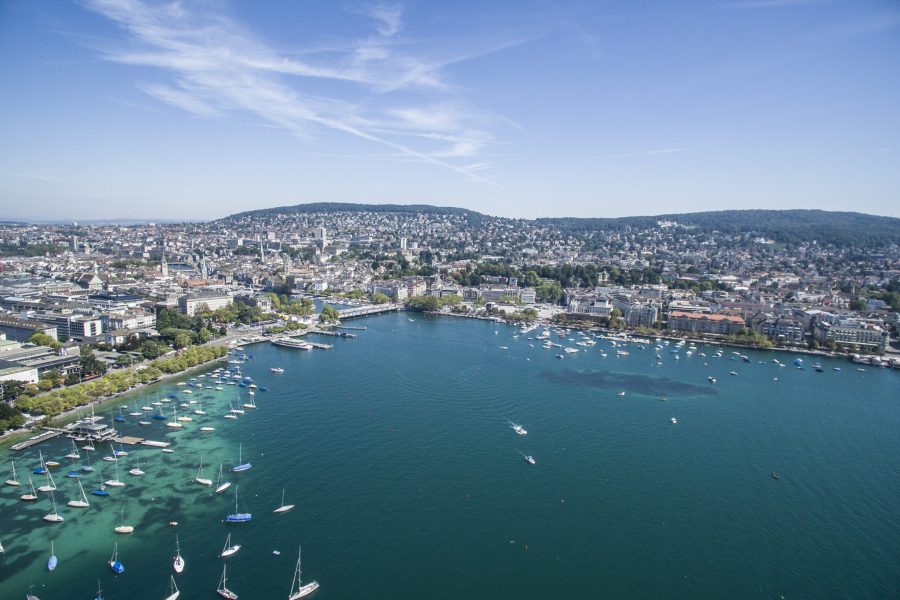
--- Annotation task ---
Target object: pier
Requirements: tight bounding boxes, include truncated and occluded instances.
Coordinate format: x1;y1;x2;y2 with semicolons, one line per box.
312;330;356;338
337;303;401;319
9;429;64;452
336;325;368;331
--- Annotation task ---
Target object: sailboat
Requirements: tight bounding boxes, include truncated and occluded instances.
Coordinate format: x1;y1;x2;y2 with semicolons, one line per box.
242;391;257;410
172;535;185;573
43;490;64;522
115;508;134;534
34;451;48;475
287;546;319;599
129;459;145;476
91;466;110;496
223;401;238;420
105;462;125;487
195;458;212;486
225;485;252;522
6;460;20;486
94;580;103;600
67;478;90;508
37;468;56;493
153;406;167;420
163;575;180;600
26;584;40;600
215;464;231;494
220;533;240;557
109;542;125;574
21;476;38;501
231;444;251;472
114;408;126;423
217;564;239;599
167;406;183;429
273;489;295;513
47;541;58;571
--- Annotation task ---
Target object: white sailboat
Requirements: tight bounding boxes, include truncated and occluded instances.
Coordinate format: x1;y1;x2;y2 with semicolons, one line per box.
43;490;64;522
67;478;90;508
195;457;212;486
37;466;56;493
47;540;58;571
167;406;184;428
114;508;134;534
129;459;145;476
287;546;319;599
273;489;295;513
173;535;185;573
105;462;126;487
21;476;38;502
5;460;20;486
215;464;231;494
217;564;238;599
220;533;240;557
231;444;251;472
163;575;180;600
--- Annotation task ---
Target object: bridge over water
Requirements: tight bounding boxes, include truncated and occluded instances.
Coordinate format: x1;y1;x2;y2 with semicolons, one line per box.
337;303;402;319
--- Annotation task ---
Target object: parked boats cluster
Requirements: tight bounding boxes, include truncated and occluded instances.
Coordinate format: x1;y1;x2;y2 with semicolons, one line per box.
2;350;319;599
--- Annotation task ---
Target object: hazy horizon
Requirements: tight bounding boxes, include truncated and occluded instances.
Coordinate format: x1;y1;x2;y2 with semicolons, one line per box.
2;1;898;221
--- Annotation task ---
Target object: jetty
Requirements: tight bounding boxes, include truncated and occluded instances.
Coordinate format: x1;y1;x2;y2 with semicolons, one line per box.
336;325;367;331
9;429;64;452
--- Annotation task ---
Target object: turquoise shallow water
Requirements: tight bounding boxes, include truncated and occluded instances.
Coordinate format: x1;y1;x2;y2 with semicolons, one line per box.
2;313;900;599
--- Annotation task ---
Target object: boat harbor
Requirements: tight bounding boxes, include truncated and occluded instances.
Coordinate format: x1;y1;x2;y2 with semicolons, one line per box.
8;429;64;452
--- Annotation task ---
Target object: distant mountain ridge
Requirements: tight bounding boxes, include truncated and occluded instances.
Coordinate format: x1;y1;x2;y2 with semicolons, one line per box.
222;204;900;247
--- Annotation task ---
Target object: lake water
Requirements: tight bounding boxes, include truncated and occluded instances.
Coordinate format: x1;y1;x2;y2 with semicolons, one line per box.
2;313;899;599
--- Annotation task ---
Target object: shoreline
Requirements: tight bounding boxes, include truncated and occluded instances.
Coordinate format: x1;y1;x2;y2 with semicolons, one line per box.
0;355;226;449
427;309;893;366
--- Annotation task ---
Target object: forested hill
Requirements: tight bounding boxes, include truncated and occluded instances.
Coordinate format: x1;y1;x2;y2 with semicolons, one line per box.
223;204;900;247
537;210;900;247
225;202;486;222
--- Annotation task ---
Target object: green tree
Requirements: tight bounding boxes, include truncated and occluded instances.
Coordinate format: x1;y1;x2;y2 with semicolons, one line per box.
80;345;105;376
319;305;340;323
174;333;192;349
371;292;391;304
28;332;61;350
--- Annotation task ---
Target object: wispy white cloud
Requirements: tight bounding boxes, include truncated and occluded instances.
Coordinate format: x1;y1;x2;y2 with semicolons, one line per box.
83;0;512;181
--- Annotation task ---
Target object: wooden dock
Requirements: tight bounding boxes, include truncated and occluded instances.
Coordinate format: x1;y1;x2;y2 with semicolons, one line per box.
9;429;64;452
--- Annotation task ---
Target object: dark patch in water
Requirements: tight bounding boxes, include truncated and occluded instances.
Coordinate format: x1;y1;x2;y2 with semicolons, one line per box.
540;369;715;397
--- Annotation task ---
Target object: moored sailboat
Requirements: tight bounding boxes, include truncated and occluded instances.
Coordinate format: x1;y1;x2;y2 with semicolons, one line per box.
67;478;90;508
163;575;180;600
225;485;251;523
20;476;38;501
195;457;212;486
287;545;319;599
220;533;240;557
273;489;295;513
6;460;20;486
215;464;231;494
43;490;64;522
114;508;134;534
231;444;251;472
47;541;58;571
217;564;238;599
109;542;124;574
173;535;185;573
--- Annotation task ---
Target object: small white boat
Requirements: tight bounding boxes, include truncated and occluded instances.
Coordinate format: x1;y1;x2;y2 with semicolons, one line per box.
510;423;527;436
617;391;626;397
21;476;39;502
5;460;20;486
129;461;145;476
105;463;126;488
217;564;239;599
671;417;678;424
215;464;231;494
164;575;180;600
173;535;185;573
195;458;213;486
201;426;216;432
220;533;241;557
287;546;319;599
271;367;284;374
67;479;90;508
524;455;536;465
273;489;295;513
43;490;64;522
114;509;134;534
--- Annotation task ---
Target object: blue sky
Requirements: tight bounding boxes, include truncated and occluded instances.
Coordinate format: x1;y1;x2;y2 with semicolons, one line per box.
1;0;898;221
